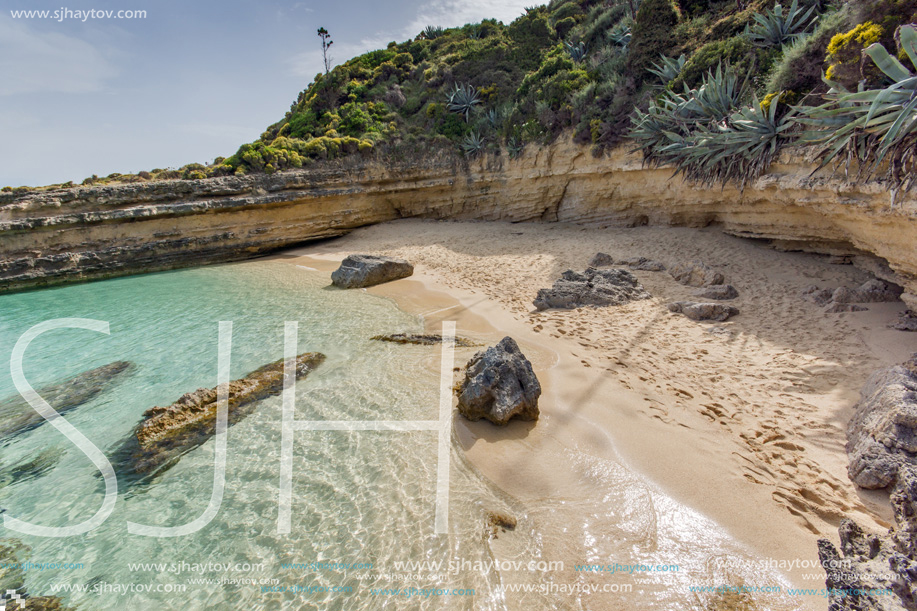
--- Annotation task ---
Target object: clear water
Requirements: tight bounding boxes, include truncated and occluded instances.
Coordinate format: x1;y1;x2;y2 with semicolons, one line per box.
0;260;804;611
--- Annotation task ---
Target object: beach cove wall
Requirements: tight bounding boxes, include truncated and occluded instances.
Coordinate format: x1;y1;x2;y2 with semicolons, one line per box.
2;138;916;308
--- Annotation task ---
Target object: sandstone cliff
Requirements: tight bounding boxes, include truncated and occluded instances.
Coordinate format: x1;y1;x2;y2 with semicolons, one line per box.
2;140;915;308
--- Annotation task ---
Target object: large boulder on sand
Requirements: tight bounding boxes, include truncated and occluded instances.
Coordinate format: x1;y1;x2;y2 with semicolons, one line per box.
456;337;541;425
668;301;739;322
668;260;725;287
693;284;739;300
846;355;917;489
533;268;650;310
331;254;413;288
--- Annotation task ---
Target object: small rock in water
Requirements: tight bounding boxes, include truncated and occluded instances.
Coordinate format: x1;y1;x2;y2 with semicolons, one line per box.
456;337;540;425
667;302;739;322
486;510;517;538
668;260;725;287
533;268;650;310
330;254;413;289
693;284;739;300
370;333;480;347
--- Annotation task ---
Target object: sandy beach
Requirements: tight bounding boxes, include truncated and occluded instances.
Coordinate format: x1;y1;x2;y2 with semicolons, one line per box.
276;218;915;609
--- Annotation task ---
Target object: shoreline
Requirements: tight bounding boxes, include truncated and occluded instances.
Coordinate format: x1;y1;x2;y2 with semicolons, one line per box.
271;218;917;609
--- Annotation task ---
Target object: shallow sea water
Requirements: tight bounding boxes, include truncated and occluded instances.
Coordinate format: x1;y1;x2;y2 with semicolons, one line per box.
0;260;804;610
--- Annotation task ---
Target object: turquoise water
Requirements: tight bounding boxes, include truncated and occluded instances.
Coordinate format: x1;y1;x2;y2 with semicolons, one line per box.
0;261;541;610
0;259;808;611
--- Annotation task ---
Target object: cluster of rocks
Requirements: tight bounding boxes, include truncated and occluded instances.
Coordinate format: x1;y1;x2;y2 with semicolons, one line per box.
0;360;134;439
331;254;413;288
455;337;541;426
818;464;917;611
533;268;651;310
370;333;480;347
846;355;917;490
589;252;666;272
111;352;325;484
803;279;903;313
668;260;726;287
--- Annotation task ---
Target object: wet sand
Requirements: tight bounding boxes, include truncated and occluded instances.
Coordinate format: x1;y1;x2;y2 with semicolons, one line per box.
272;218;916;610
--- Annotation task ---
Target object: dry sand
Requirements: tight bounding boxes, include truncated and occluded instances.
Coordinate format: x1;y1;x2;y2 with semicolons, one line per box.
277;219;916;610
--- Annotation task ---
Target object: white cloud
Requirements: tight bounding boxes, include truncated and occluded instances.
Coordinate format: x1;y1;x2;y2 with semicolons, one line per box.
403;0;530;35
0;16;118;95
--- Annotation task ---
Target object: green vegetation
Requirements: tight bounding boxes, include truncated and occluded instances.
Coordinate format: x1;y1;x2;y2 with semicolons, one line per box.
9;0;917;197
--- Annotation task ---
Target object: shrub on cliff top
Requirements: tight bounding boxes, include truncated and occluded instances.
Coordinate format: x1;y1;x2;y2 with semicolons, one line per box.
627;0;681;82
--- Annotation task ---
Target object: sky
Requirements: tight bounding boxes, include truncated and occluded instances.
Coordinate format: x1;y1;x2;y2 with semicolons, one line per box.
0;0;534;187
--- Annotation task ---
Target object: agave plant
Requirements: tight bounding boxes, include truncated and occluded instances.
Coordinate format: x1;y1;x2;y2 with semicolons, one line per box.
423;25;445;40
447;83;481;122
485;107;502;129
462;132;487;157
631;62;789;189
648;54;686;86
799;25;917;195
746;0;817;48
565;41;588;63
506;136;525;159
608;22;631;50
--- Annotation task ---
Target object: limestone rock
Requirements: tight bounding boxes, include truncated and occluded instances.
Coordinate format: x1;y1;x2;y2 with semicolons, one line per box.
331;254;413;288
892;312;917;332
370;333;480;347
818;464;917;611
826;302;869;313
619;256;666;272
668;260;725;287
668;301;739;322
588;252;616;267
693;284;739;300
533;268;650;310
847;356;917;490
834;279;903;304
111;352;325;484
0;361;133;439
456;337;540;425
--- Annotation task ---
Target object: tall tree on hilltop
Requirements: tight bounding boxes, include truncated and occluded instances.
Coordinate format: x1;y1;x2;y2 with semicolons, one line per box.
317;27;333;74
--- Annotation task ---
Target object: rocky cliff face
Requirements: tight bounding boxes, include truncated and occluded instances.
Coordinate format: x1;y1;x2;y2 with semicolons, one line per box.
2;139;916;306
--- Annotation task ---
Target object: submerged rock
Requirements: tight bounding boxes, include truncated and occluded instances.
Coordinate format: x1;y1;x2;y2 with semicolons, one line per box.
667;301;739;322
693;284;739;300
486;510;517;538
533;268;650;310
0;447;65;490
0;538;74;610
847;356;917;490
370;333;480;347
111;352;325;484
456;337;540;425
668;260;725;287
330;254;413;288
0;361;134;440
818;464;917;611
